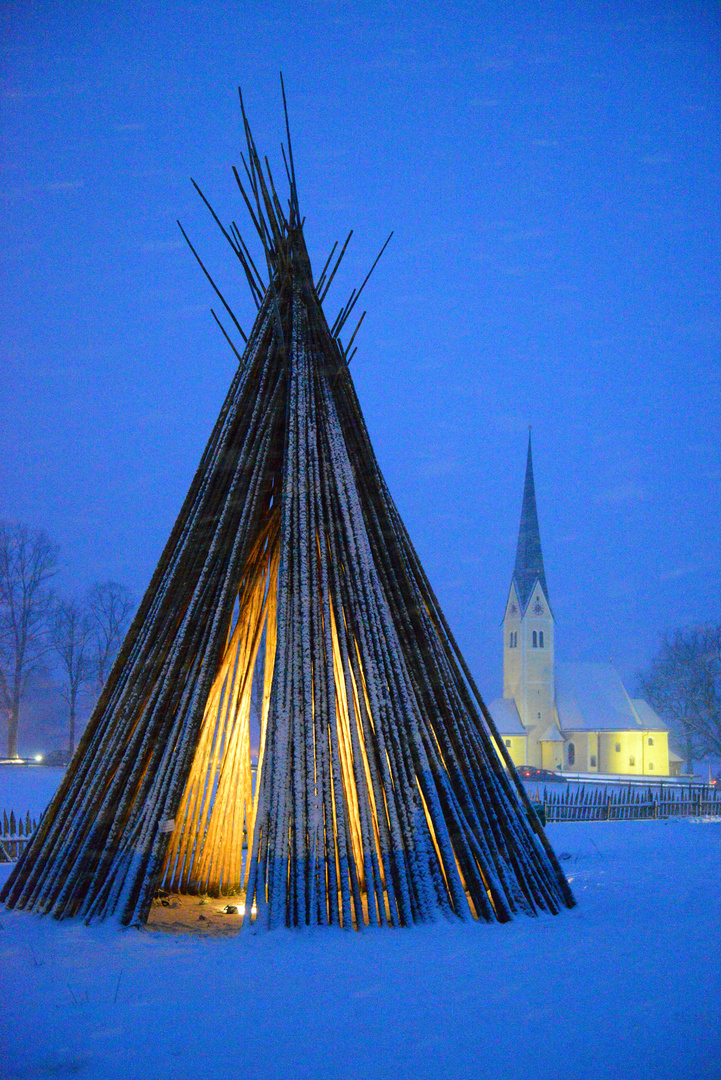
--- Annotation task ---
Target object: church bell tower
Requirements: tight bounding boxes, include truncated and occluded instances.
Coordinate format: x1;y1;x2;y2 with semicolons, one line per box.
503;431;556;766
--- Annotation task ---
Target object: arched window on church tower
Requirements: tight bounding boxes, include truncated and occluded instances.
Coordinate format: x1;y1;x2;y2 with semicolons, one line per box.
539;630;544;648
567;742;575;766
532;631;538;648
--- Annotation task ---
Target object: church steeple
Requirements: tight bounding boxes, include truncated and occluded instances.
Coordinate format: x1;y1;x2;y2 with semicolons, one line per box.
503;431;556;765
512;429;549;613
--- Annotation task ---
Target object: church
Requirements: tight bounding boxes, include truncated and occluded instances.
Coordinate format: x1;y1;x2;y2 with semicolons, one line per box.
489;435;671;777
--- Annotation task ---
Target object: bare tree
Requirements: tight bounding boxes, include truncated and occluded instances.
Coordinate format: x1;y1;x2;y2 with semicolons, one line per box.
51;598;94;760
638;625;721;773
88;581;134;694
0;521;59;758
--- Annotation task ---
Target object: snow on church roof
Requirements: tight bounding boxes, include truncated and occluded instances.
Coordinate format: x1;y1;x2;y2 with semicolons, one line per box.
556;662;667;733
538;723;564;742
487;698;526;736
630;697;668;732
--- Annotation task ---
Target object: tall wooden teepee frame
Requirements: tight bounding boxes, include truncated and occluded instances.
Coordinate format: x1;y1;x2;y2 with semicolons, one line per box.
2;87;574;930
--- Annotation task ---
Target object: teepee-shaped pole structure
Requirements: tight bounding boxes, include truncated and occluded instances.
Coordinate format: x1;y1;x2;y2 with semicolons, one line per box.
2;87;574;929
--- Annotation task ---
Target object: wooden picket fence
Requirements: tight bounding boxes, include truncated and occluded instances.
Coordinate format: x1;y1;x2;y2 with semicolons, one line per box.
543;784;721;823
1;810;38;862
2;786;719;863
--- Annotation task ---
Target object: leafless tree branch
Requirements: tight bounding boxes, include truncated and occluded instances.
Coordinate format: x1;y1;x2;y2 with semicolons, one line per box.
87;581;134;695
51;598;94;758
638;624;721;772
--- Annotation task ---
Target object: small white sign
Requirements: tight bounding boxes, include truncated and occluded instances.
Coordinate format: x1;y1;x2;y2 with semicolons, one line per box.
159;818;175;834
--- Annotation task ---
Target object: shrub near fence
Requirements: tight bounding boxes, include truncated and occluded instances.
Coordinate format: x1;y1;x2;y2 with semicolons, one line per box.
543;784;721;823
1;810;37;862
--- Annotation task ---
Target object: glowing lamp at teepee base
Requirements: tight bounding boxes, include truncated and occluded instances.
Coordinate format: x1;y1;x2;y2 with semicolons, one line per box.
2;83;574;932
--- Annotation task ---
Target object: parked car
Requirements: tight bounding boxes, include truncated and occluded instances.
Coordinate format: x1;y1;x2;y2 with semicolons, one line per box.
516;765;566;783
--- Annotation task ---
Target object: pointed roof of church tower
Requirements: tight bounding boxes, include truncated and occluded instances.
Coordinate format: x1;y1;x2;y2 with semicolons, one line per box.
512;430;549;612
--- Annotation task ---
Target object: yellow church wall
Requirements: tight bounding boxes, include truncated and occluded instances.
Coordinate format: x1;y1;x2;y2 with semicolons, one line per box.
502;584;523;700
492;728;669;776
502;581;556;748
517;594;555;741
598;732;634;774
562;731;599;772
646;731;669;776
598;731;670;776
498;735;527;768
541;741;563;771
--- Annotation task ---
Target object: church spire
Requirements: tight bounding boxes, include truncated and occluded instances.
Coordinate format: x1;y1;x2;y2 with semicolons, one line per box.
513;429;549;611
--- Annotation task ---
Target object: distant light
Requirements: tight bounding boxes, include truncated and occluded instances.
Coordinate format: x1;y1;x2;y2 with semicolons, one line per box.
34;754;43;763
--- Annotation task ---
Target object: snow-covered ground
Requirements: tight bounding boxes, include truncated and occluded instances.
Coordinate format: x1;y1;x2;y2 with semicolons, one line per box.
1;777;720;1080
0;765;66;822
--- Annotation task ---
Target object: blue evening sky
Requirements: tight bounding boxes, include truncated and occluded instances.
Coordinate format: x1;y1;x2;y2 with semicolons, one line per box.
2;0;719;701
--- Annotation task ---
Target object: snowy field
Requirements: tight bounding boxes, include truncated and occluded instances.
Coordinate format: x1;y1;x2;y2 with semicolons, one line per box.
0;766;66;822
1;776;720;1080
